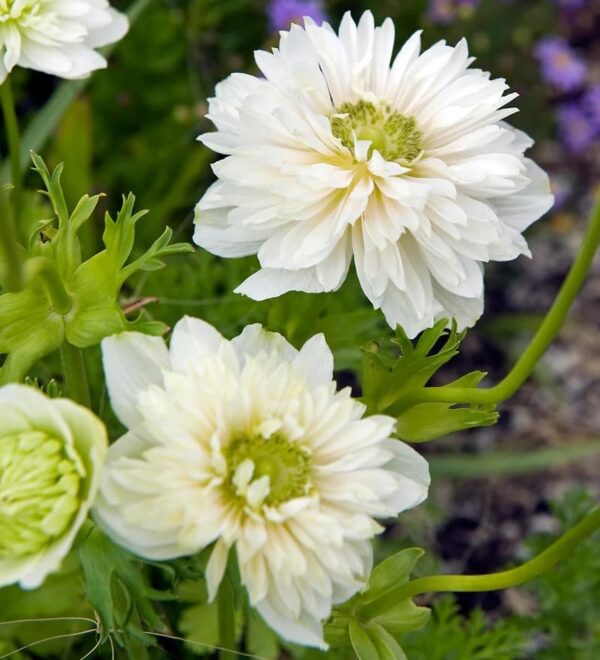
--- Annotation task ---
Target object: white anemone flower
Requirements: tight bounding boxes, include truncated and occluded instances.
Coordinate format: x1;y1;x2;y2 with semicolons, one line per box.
193;11;553;338
0;384;107;589
94;317;430;648
0;0;128;83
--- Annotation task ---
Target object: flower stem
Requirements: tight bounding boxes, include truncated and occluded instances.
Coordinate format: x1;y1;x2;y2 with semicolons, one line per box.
60;342;91;408
217;580;237;660
0;76;23;225
392;197;600;413
360;507;600;620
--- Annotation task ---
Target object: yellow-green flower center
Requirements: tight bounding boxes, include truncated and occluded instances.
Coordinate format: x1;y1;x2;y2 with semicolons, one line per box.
225;433;311;507
330;100;423;162
0;0;38;22
0;431;82;558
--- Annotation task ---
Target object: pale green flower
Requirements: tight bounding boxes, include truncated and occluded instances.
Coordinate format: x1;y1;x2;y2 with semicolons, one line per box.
0;384;107;589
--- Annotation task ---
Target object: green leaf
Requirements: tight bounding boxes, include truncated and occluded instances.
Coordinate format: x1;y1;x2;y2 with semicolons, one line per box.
0;285;64;383
349;621;379;660
362;548;425;603
361;322;498;441
0;553;91;658
370;598;431;636
79;528;171;651
370;625;407;660
362;320;464;414
326;548;430;656
246;611;280;659
68;193;103;235
393;372;499;442
178;596;220;655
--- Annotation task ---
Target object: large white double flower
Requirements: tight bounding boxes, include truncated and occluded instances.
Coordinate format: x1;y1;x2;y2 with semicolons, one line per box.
0;0;128;82
194;11;553;337
94;317;430;648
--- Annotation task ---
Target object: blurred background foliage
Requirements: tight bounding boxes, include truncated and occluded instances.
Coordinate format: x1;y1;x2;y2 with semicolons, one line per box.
3;0;600;657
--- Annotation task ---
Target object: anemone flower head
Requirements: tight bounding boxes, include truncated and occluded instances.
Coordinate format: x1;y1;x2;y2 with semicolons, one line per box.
193;11;553;338
0;0;129;82
0;384;107;589
94;317;430;648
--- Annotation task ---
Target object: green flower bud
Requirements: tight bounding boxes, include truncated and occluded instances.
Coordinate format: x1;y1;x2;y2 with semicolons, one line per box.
0;385;107;589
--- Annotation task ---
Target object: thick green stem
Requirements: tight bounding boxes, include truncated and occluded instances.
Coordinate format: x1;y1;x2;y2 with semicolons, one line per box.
217;580;237;660
0;76;22;225
59;342;91;408
360;507;600;620
392;199;600;413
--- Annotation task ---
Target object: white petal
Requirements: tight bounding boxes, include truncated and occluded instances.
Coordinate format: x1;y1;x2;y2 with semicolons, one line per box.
235;267;327;300
294;334;334;387
101;332;169;429
231;324;298;363
206;539;230;601
169;316;228;374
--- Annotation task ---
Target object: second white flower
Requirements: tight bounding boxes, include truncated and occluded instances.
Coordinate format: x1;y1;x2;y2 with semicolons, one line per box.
94;317;430;648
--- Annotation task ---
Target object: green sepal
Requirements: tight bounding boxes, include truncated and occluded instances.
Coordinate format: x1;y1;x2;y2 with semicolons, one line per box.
64;193;187;347
362;320;464;413
361;320;498;441
0;285;64;383
326;548;430;658
349;620;379;660
0;156;189;381
79;527;173;652
393;371;499;442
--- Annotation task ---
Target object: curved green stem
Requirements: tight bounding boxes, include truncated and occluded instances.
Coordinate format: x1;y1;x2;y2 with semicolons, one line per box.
24;257;72;314
360;507;600;620
59;342;91;408
0;76;22;225
392;198;600;413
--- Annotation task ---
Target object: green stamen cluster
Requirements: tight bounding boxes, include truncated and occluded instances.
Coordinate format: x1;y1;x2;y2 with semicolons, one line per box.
225;433;311;507
0;431;82;558
330;100;423;163
0;0;40;23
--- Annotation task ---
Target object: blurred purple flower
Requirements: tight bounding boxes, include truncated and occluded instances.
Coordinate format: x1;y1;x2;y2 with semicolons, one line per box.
554;0;587;9
427;0;455;24
427;0;480;24
557;103;597;153
549;175;572;208
535;37;587;92
267;0;326;31
583;83;600;130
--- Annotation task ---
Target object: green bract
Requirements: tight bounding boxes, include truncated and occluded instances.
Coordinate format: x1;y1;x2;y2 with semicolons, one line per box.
0;384;107;589
0;154;192;384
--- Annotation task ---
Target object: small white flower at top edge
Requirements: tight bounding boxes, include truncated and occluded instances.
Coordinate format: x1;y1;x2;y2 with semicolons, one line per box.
0;0;129;82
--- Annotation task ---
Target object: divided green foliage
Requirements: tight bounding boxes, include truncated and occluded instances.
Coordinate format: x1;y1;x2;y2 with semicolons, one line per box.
520;489;600;659
402;489;600;660
78;527;173;654
362;320;498;441
0;155;192;383
402;595;526;660
326;548;430;659
0;552;93;659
